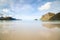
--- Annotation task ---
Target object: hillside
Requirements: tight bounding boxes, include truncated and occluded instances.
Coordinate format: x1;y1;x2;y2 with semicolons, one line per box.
41;12;55;21
41;12;60;21
50;12;60;21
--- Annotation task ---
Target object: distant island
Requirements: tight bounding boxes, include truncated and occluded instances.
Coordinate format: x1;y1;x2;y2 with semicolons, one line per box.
0;12;17;20
0;17;17;20
41;12;60;21
0;13;22;20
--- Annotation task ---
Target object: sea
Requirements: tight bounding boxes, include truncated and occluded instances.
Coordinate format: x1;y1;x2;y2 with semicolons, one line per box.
0;20;60;40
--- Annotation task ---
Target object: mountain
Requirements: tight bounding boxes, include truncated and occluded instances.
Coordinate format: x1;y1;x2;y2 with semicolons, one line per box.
41;12;55;21
50;12;60;21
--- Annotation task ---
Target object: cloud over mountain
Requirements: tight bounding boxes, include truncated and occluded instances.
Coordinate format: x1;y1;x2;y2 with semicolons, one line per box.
38;2;52;11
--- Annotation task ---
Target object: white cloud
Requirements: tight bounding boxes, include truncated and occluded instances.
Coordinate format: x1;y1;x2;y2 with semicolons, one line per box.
38;2;52;11
2;8;9;13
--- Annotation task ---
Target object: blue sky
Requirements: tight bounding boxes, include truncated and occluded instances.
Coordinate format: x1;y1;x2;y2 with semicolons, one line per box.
0;0;60;20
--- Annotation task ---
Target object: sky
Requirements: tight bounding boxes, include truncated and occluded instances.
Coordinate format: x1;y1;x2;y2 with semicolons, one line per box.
0;0;60;20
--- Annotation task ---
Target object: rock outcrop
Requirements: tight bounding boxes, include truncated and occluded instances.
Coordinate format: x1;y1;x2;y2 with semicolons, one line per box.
41;12;55;21
50;12;60;21
34;19;38;21
41;12;60;21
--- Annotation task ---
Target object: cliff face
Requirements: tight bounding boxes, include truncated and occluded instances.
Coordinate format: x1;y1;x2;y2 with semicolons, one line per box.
41;12;55;21
41;12;60;21
50;12;60;21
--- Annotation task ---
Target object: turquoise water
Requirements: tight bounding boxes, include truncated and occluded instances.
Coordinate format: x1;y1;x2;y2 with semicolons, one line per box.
0;20;60;40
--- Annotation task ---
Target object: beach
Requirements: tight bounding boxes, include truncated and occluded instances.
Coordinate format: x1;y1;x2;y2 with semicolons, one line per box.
0;20;60;40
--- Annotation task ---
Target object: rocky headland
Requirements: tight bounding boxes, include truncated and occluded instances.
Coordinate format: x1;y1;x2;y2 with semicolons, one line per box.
41;12;60;21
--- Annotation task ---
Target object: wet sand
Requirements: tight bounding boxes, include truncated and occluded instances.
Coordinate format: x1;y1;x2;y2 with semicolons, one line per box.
0;21;60;40
43;23;60;28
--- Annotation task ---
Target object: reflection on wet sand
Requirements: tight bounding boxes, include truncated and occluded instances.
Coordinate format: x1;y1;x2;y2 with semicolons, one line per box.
0;21;60;40
42;22;60;28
